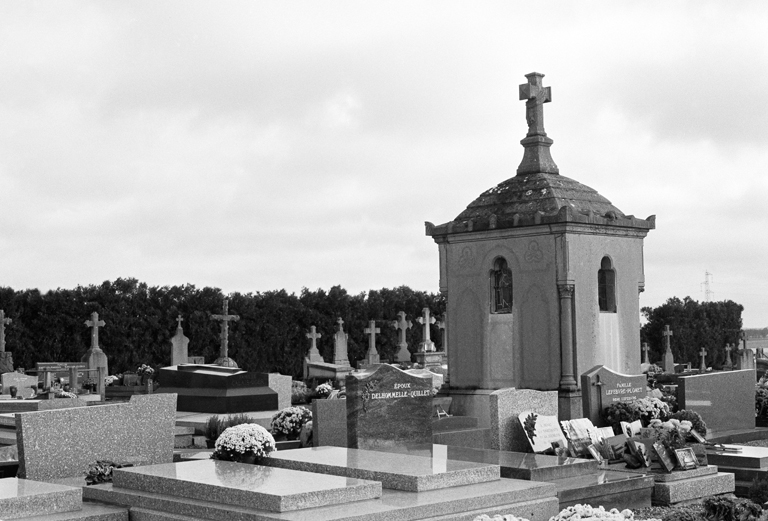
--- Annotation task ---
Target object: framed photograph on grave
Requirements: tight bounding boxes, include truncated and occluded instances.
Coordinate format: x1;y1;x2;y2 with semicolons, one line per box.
674;447;699;470
653;442;676;473
690;430;707;444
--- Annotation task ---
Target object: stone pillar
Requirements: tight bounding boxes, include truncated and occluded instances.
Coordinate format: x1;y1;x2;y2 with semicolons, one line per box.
557;283;581;420
97;366;106;401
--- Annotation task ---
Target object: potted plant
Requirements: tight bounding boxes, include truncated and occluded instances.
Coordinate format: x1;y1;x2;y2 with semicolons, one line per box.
137;364;155;385
211;423;275;464
204;415;225;448
314;381;333;400
270;406;312;441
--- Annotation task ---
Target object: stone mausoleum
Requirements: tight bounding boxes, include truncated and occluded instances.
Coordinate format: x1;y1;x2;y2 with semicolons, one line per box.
425;73;655;419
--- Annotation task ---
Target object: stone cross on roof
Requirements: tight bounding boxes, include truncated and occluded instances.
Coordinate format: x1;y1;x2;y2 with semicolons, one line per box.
416;308;436;352
175;315;184;330
211;299;240;361
517;72;559;176
85;312;106;349
0;309;11;352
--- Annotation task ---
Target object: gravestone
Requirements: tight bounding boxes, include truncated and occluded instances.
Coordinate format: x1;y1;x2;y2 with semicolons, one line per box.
360;320;381;367
415;307;436;352
305;325;323;363
518;411;567;453
0;309;13;373
677;369;754;434
346;363;432;450
333;318;350;366
581;365;647;426
17;393;177;482
312;398;348;447
170;315;190;366
1;372;38;397
81;311;109;376
36;362;88;389
490;388;558;452
211;299;240;367
392;311;412;363
662;325;675;373
699;346;708;371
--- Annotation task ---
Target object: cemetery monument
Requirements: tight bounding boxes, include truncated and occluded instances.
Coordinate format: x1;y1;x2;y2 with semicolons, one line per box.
425;72;655;419
211;298;240;367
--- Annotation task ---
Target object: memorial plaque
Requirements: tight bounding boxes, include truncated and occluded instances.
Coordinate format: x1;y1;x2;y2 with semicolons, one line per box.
581;365;647;426
346;364;432;450
518;411;566;453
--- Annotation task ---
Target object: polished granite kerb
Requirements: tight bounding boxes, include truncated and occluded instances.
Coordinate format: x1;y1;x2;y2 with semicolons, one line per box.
262;446;500;492
705;445;768;468
0;477;82;519
112;459;381;512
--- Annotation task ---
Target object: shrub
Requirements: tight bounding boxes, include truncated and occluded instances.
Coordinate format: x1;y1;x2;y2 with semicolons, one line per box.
703;496;762;521
748;476;768;506
204;415;225;442
291;381;310;404
669;410;707;437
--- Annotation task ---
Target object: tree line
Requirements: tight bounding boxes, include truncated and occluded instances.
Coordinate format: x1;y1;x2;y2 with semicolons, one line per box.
0;279;445;379
640;297;744;369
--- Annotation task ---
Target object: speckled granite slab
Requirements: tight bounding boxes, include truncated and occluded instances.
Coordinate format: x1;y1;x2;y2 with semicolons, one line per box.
0;478;81;519
112;460;381;512
17;394;177;481
378;443;598;481
85;473;558;521
0;397;88;414
261;446;500;492
706;445;768;468
652;472;735;505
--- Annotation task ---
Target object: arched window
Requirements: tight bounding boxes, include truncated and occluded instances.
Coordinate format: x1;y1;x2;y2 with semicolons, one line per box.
598;256;616;313
491;257;513;313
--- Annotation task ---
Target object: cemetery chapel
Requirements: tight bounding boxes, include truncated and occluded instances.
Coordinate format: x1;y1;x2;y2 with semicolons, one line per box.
425;72;655;418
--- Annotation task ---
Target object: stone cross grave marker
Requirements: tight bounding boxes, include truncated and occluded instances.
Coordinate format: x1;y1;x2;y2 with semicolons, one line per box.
699;346;708;371
305;325;323;363
211;299;240;367
170;314;190;366
346;363;433;450
724;344;733;370
662;324;675;372
641;342;649;364
333;318;350;367
392;311;412;363
416;308;436;352
581;365;647;426
363;320;380;366
82;311;108;377
0;309;12;373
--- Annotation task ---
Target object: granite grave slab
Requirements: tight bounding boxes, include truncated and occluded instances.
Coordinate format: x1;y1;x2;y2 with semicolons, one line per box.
0;397;87;414
581;365;647;427
0;478;81;519
112;459;381;512
17;393;176;481
677;369;755;434
262;446;500;492
346;363;433;450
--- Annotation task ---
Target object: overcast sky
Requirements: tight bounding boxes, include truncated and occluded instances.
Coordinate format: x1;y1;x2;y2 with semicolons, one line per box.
1;1;767;328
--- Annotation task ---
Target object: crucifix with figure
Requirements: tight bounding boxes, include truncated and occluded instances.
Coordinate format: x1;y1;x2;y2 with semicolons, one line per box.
363;320;381;365
211;299;240;366
517;72;558;175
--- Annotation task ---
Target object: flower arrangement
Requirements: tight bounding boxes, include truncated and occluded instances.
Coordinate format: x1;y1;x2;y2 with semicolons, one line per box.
105;375;120;386
84;460;132;485
549;504;659;521
53;389;77;399
603;397;670;431
270;406;312;439
137;364;154;378
648;418;693;450
669;410;707;436
211;423;275;463
633;397;670;422
315;382;333;398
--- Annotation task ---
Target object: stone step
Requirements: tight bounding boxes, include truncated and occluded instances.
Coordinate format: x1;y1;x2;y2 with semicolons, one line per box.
263;446;500;492
112;460;381;512
0;478;82;519
432;427;491;450
6;500;127;521
85;473;557;521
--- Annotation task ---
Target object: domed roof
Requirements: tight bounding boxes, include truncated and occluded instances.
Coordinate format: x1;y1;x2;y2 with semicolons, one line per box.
425;72;654;237
454;172;624;222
